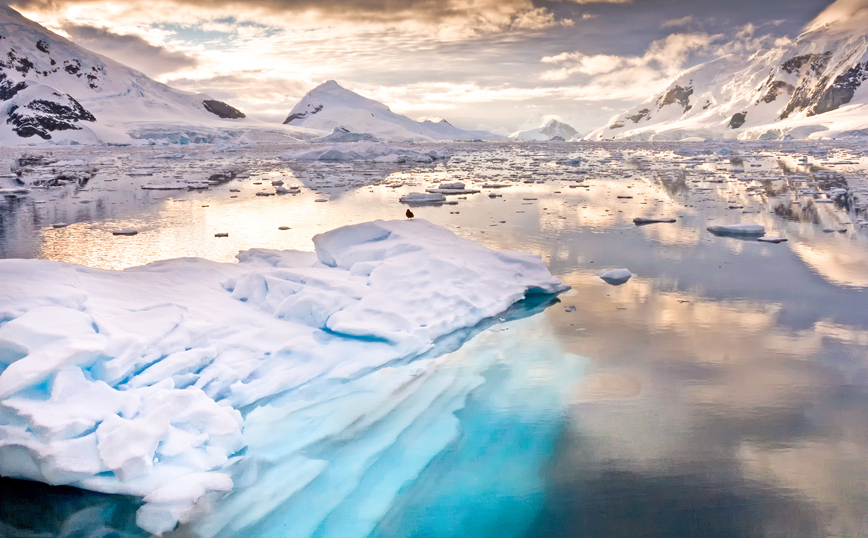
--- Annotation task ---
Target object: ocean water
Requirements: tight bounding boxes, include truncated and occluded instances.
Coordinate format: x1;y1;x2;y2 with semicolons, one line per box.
2;141;868;537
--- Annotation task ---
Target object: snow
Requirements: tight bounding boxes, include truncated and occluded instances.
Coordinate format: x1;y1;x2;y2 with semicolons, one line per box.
597;268;633;285
588;13;868;142
0;219;566;534
707;223;767;236
0;5;320;146
279;141;450;163
282;80;501;142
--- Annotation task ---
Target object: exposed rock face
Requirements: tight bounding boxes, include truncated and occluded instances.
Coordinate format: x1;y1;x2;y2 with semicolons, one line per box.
728;112;747;129
203;99;246;119
627;108;651;124
809;63;867;115
284;104;323;124
0;71;27;100
7;89;96;139
658;85;694;111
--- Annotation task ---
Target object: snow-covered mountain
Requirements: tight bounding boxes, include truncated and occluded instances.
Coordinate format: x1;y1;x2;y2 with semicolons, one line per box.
0;5;314;144
283;80;502;142
588;0;868;141
511;117;581;141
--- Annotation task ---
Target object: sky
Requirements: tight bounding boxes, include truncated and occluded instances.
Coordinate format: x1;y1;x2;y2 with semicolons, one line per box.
10;0;839;134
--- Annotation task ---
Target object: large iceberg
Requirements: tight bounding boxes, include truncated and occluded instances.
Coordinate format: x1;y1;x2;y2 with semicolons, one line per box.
0;219;566;534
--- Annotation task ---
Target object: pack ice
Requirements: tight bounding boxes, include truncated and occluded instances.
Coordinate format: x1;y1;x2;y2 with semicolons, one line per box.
0;219;567;534
280;141;449;163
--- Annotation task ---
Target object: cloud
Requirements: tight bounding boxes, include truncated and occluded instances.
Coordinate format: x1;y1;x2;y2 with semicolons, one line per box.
59;23;198;76
12;0;576;38
541;31;720;82
805;0;868;32
661;15;695;28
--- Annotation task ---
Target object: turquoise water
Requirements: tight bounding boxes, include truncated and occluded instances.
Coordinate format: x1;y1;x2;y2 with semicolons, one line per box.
2;142;868;537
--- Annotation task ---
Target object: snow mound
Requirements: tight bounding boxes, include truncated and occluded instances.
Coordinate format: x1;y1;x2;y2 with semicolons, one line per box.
279;141;450;163
0;219;566;534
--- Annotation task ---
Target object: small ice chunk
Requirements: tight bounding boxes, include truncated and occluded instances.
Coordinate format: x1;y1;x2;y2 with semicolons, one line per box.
112;229;138;236
633;217;676;225
707;223;765;236
757;237;788;243
400;192;446;204
597;268;633;286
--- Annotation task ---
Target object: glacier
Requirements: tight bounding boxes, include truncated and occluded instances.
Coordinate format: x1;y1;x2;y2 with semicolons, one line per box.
0;219;568;535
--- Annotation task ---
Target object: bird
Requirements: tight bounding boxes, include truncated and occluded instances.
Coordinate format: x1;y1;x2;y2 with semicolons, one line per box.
405;209;414;219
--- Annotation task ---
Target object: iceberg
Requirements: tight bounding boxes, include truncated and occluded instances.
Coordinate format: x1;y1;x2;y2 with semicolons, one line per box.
0;219;566;535
597;268;633;286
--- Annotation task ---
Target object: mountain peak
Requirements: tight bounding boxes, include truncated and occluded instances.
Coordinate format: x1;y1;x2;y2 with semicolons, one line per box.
314;79;345;91
282;81;501;141
0;4;250;143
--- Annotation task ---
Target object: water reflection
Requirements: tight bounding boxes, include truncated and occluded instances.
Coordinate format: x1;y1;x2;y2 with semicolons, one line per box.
0;477;145;538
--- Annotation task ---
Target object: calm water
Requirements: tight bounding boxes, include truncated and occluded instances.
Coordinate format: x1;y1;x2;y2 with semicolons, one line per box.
2;142;868;537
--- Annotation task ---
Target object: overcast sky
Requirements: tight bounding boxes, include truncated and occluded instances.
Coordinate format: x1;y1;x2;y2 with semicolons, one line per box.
12;0;837;133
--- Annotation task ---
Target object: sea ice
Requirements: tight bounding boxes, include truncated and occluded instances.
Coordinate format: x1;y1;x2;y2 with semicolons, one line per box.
0;219;566;535
706;223;766;236
399;192;447;204
633;217;677;225
279;141;449;163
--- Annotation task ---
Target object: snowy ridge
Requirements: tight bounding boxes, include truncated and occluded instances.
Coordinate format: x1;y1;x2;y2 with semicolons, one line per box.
588;3;868;141
283;80;502;142
0;219;566;534
0;5;316;145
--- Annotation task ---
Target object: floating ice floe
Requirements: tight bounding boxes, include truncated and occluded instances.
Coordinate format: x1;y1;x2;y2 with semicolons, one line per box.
706;223;766;236
425;181;480;195
399;192;447;204
279;141;449;163
757;236;788;243
633;217;677;225
141;182;188;190
597;268;633;285
0;219;566;535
